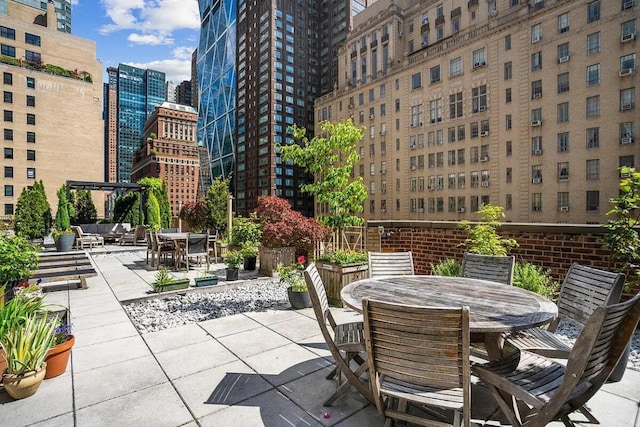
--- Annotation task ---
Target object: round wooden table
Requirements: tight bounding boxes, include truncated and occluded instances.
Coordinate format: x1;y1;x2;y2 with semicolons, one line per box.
341;275;558;360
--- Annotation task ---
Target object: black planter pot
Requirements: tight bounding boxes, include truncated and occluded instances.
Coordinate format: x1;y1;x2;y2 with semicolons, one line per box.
287;287;312;309
226;268;239;281
243;256;257;271
55;233;75;252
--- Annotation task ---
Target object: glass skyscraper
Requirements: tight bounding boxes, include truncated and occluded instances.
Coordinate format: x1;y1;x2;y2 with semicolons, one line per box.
196;0;237;185
114;64;166;183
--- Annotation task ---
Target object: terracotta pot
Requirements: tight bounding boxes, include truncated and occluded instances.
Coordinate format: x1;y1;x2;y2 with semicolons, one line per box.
0;346;7;379
45;335;75;379
2;364;47;400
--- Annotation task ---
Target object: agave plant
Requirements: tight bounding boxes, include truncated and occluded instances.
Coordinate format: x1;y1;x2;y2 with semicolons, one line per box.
3;314;56;376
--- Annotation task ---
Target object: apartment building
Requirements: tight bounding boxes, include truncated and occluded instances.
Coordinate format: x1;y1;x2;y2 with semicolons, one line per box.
0;0;103;216
315;0;637;224
0;0;72;33
130;102;200;216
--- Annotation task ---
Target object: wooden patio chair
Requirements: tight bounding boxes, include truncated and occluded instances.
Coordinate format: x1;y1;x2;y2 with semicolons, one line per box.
71;226;104;249
460;253;515;286
363;299;471;427
473;293;640;427
504;263;625;358
303;263;373;406
207;229;218;262
119;225;147;246
368;251;414;277
150;232;175;268
178;232;209;272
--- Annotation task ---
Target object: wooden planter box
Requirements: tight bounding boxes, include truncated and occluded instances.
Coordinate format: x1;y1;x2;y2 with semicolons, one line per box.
153;278;190;293
315;261;369;307
259;247;295;277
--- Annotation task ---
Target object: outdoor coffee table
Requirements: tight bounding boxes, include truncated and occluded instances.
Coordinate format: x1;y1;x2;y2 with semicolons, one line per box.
341;275;558;360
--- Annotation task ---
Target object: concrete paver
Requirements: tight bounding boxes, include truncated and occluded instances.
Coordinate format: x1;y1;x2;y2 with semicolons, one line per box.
0;247;638;426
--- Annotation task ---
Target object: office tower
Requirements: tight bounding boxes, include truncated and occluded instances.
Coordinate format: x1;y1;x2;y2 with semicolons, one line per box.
0;0;72;33
175;80;192;106
131;102;200;216
0;0;103;215
196;0;370;216
105;67;118;183
105;64;166;183
315;0;638;224
166;80;176;102
191;48;198;109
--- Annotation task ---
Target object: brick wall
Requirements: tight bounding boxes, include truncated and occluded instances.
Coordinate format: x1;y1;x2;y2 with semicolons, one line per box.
365;221;617;281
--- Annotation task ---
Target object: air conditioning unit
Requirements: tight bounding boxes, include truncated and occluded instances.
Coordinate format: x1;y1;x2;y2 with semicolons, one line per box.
620;172;632;178
417;208;424;213
380;208;386;213
480;131;489;137
380;130;386;135
558;55;570;63
410;144;417;150
531;120;542;127
622;0;635;9
532;177;542;183
619;68;634;76
621;103;633;111
531;34;541;43
480;155;489;162
560;206;569;212
489;9;498;17
381;188;386;194
381;150;386;155
481;182;489;187
370;114;375;119
533;149;542;155
380;169;387;174
348;103;354;109
478;105;487;112
473;61;486;69
532;92;542;99
458;207;465;213
621;137;633;144
621;33;636;42
398;30;404;37
428;185;435;190
410;165;417;170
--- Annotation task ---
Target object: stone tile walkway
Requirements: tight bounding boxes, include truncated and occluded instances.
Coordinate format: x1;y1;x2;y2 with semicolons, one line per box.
1;247;639;426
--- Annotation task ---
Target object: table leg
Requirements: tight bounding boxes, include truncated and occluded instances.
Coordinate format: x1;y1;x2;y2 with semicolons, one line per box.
484;332;505;361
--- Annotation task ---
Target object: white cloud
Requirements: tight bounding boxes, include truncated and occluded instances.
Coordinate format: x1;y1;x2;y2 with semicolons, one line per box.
99;0;199;36
124;54;194;83
128;33;174;46
171;46;194;60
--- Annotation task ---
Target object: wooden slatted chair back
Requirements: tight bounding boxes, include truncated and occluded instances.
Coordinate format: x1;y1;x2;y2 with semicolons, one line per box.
556;263;625;329
368;251;415;278
304;263;336;330
460;253;515;286
541;293;640;425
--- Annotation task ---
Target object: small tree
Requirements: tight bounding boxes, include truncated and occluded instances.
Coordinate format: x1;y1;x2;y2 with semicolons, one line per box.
14;181;51;239
281;119;367;232
55;185;74;232
179;199;210;232
113;192;141;225
72;190;97;224
459;204;518;256
206;175;231;236
146;192;161;231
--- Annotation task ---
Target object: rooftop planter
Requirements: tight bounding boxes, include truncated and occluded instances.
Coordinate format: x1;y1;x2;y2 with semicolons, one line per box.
0;56;93;83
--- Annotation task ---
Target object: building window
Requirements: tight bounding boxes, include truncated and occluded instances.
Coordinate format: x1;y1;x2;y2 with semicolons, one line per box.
586;96;600;117
557;43;569;62
558;163;569;182
586;32;600;55
505;88;512;103
531;23;542;42
4;185;13;197
450;57;462;77
3;91;12;103
621;20;637;40
411;73;422;89
619;155;635;169
586;159;600;179
504;34;511;50
587;1;600;23
620;54;636;75
557;132;569;152
458;125;465;141
531;52;542;71
531;80;542;98
26;77;35;89
4;128;12;141
24;51;40;64
449;92;463;119
506;140;512;156
4;166;13;178
4;147;13;159
531;108;542;123
3;72;11;85
27;168;35;179
471;85;487;113
557;192;569;210
586;64;600;86
26;149;35;161
504;62;512;80
0;26;15;39
586;127;599;148
558;13;569;33
506;114;512;130
472;48;486;68
4;204;13;215
1;44;15;57
586;190;599;211
620;121;635;142
532;165;542;183
557;73;570;93
3;110;12;122
26;131;35;143
25;33;41;46
531;136;542;154
429;98;442;123
26;95;35;107
430;65;441;84
532;193;542;211
620;88;635;111
557;102;569;122
26;113;35;125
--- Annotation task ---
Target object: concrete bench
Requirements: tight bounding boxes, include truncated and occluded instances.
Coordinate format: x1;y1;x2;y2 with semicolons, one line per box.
34;251;98;291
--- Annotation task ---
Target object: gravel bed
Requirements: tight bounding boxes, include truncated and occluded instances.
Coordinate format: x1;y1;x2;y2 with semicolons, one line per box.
123;282;640;372
123;280;289;333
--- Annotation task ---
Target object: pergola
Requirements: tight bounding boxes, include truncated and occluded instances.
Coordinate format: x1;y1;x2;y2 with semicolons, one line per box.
65;180;147;221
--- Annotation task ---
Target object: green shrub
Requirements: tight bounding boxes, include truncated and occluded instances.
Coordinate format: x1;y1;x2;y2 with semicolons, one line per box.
459;204;518;256
318;249;367;265
14;181;51;239
513;262;559;300
430;259;461;277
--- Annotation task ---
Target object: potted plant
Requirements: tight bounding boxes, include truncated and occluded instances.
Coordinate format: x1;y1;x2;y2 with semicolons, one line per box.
152;267;190;293
54;185;75;252
315;250;369;306
194;269;219;287
278;255;312;309
240;241;259;271
1;314;56;399
0;235;38;297
44;310;74;379
225;250;243;281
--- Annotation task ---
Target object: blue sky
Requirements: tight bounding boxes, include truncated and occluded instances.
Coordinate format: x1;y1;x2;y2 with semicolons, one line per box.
71;0;200;84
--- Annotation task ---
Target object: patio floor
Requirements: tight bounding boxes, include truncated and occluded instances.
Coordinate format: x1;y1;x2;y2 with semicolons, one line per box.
1;246;639;426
